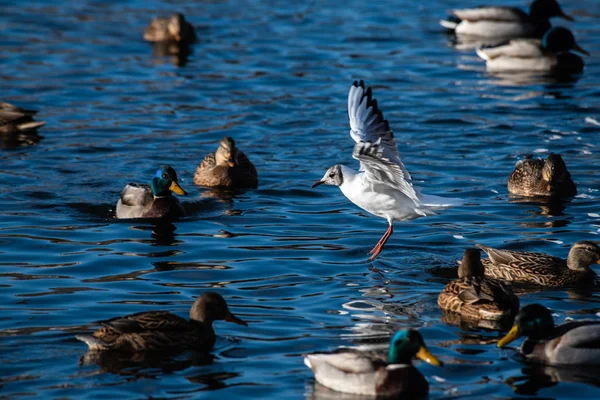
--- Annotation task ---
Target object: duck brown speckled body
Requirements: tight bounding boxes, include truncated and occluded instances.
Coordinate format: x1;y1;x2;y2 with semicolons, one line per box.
508;154;576;197
194;137;258;189
76;292;247;352
143;13;196;44
477;241;600;286
439;248;519;321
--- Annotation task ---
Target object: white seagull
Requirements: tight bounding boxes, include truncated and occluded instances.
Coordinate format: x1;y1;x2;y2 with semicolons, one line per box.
312;80;463;261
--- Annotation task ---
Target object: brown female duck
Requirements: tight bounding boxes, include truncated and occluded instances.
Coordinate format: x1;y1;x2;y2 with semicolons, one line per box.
477;241;600;286
508;154;576;197
143;13;196;44
194;136;258;188
0;102;46;134
76;292;247;352
439;248;519;321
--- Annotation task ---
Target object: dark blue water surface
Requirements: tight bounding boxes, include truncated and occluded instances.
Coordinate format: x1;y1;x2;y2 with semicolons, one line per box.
2;0;600;398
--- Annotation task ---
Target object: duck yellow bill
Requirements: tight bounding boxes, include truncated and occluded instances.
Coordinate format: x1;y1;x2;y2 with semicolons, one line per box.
169;181;187;196
497;325;521;348
225;311;248;326
311;180;324;188
416;346;443;367
573;43;590;56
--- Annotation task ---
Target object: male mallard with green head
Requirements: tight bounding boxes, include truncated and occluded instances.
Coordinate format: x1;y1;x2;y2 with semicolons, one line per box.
477;241;600;286
116;165;187;219
144;13;196;44
441;0;573;39
498;304;600;366
194;136;258;189
76;292;247;352
508;154;576;197
304;329;442;397
476;27;589;74
439;248;519;321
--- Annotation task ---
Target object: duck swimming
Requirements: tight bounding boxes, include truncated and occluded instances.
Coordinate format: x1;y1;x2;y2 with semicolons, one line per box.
476;27;589;74
116;165;187;219
304;329;442;397
477;241;600;287
76;292;247;352
438;248;519;322
144;13;196;44
194;136;258;189
508;154;576;197
440;0;573;39
498;304;600;366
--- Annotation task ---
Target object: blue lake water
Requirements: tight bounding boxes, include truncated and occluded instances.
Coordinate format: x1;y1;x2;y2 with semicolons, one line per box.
2;0;600;398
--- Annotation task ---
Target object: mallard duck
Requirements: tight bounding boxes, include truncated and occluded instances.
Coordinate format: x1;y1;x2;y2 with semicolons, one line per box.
0;102;46;134
498;304;600;365
508;154;576;197
304;329;442;397
194;136;258;189
76;292;247;352
476;27;589;74
116;165;187;219
439;248;519;321
477;241;600;286
143;13;196;44
440;0;572;39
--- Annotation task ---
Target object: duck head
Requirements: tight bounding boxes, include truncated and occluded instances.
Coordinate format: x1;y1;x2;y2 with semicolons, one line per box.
190;292;248;326
567;241;600;271
168;13;186;42
529;0;573;21
388;329;443;366
458;248;485;279
498;304;554;347
541;153;569;185
215;136;241;168
150;165;187;197
542;27;589;55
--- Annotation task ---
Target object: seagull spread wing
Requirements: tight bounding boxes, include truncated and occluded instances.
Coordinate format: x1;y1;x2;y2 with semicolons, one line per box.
347;80;411;181
352;141;420;204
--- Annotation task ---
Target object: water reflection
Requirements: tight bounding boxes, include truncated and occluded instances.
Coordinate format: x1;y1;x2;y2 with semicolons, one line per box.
440;312;514;332
130;222;179;246
507;365;600;395
149;41;192;67
80;349;214;377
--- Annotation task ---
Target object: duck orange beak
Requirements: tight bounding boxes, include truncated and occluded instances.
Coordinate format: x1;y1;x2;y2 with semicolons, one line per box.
225;310;248;326
169;181;187;196
227;157;236;168
498;325;521;347
416;345;443;367
311;180;324;188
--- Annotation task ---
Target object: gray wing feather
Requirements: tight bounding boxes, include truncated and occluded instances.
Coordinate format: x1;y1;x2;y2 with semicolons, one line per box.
477;39;543;61
352;141;420;204
452;7;528;22
120;183;153;207
347;80;411;181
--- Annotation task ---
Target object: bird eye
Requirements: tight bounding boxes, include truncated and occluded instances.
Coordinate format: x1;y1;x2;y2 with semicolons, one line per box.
162;174;168;179
329;173;334;178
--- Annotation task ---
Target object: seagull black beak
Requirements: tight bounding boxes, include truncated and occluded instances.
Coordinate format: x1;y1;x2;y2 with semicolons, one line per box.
311;180;325;188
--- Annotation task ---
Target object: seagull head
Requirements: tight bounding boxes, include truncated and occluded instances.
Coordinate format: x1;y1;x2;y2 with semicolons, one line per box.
312;165;344;188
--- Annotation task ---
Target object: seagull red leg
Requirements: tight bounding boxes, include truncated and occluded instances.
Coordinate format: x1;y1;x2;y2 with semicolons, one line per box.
367;224;393;261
